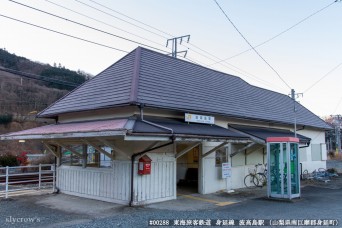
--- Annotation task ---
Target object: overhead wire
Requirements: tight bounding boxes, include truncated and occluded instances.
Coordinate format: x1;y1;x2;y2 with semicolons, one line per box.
6;0;299;91
9;0;169;54
303;62;342;93
88;0;172;38
0;14;129;53
54;0;260;79
0;68;79;88
74;0;169;39
210;0;338;66
213;0;292;90
77;0;283;90
45;0;166;49
333;96;342;114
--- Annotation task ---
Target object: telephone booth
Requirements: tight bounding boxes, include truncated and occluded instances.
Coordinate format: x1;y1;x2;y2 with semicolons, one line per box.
267;137;300;199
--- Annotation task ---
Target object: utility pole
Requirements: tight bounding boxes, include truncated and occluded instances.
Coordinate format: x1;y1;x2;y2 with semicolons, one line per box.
331;114;341;154
166;35;190;58
290;89;303;138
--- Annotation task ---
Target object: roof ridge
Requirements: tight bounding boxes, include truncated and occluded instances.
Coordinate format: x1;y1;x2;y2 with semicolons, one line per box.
129;47;141;103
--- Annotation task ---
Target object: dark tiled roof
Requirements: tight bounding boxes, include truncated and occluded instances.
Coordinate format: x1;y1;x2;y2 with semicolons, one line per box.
38;47;331;129
228;124;311;144
132;118;249;139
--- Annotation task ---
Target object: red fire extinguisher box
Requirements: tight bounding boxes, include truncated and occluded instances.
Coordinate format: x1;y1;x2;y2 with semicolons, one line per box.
138;155;152;175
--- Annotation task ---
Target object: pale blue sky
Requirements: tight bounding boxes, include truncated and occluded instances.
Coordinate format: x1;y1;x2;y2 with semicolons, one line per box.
0;0;341;117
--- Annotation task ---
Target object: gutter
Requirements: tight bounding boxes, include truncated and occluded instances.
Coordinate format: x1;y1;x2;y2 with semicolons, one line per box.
299;143;310;149
129;104;174;206
139;104;173;134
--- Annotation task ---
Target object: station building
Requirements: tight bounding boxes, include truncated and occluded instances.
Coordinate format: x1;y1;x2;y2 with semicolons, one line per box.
0;47;331;205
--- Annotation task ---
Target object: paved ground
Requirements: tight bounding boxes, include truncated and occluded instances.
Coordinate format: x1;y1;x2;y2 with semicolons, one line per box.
1;160;341;227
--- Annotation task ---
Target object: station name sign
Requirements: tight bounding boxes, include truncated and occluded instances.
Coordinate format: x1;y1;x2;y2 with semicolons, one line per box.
184;113;215;125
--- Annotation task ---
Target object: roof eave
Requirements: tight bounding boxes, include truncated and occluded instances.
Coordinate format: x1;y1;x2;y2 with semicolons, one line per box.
36;102;138;119
140;104;331;130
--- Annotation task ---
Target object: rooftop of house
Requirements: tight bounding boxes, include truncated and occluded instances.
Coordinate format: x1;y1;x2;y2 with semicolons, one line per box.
38;47;331;130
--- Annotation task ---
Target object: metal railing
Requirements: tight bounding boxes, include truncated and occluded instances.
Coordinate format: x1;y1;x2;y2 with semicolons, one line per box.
0;164;55;198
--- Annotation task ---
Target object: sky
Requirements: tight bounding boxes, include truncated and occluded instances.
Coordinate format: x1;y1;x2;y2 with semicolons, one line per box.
0;0;341;118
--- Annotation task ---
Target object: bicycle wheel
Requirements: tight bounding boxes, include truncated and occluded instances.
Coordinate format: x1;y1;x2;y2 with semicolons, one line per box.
302;169;309;180
318;168;326;173
256;173;267;187
244;174;257;188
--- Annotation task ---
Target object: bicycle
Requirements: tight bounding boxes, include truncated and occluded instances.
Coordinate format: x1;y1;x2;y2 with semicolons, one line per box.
244;163;267;188
301;168;338;184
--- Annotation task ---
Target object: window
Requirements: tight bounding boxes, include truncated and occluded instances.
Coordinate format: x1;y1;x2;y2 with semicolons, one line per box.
215;147;228;167
87;146;112;168
311;144;324;161
60;145;113;168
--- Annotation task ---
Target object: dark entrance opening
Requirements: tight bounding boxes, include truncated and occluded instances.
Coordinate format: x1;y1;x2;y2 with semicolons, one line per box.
176;145;199;194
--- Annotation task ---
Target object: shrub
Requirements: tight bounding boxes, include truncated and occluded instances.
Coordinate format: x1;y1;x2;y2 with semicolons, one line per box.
0;154;19;167
327;168;337;174
0;114;13;125
30;153;55;165
17;152;29;166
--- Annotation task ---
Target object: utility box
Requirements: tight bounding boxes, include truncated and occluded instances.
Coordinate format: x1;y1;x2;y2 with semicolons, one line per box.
267;137;300;200
138;155;152;175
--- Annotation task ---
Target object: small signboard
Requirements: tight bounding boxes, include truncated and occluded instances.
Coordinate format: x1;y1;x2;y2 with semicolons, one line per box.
222;162;231;179
185;113;215;125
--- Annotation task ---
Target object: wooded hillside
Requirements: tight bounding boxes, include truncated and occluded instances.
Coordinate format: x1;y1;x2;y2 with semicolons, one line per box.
0;48;92;156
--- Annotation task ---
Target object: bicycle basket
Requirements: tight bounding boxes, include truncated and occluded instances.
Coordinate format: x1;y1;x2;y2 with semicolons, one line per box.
248;167;256;174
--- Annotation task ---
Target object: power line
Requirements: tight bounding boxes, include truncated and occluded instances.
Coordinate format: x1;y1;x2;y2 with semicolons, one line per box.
0;67;79;88
76;0;283;89
211;0;338;66
0;14;129;53
8;0;288;91
88;0;173;38
213;0;292;90
183;44;284;90
45;0;166;49
333;96;342;114
74;0;169;39
9;0;168;54
303;62;342;93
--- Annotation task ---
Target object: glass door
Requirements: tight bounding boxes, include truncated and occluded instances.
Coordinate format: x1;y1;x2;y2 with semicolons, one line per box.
268;143;282;197
268;142;288;198
290;143;300;198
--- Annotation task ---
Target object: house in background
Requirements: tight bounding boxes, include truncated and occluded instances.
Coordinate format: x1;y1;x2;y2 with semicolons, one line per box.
0;47;331;205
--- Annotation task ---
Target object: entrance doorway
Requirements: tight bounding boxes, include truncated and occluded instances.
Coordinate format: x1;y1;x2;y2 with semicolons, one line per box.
176;145;200;194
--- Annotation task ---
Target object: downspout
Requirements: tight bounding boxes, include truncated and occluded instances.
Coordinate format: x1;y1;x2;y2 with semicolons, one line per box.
299;144;310;148
129;141;174;206
130;104;174;206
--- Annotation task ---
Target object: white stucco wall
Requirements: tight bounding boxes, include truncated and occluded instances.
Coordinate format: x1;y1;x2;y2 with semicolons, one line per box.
55;107;327;202
297;129;327;172
132;151;176;205
200;142;228;194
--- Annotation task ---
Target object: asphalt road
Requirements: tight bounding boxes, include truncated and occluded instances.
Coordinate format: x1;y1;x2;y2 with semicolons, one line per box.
1;160;341;228
1;182;341;228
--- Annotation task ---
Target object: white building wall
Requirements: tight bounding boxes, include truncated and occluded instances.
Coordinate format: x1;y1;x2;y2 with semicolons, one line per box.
200;120;327;192
57;161;131;204
57;141;176;205
55;108;327;203
132;152;176;205
200;142;227;194
298;129;327;172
